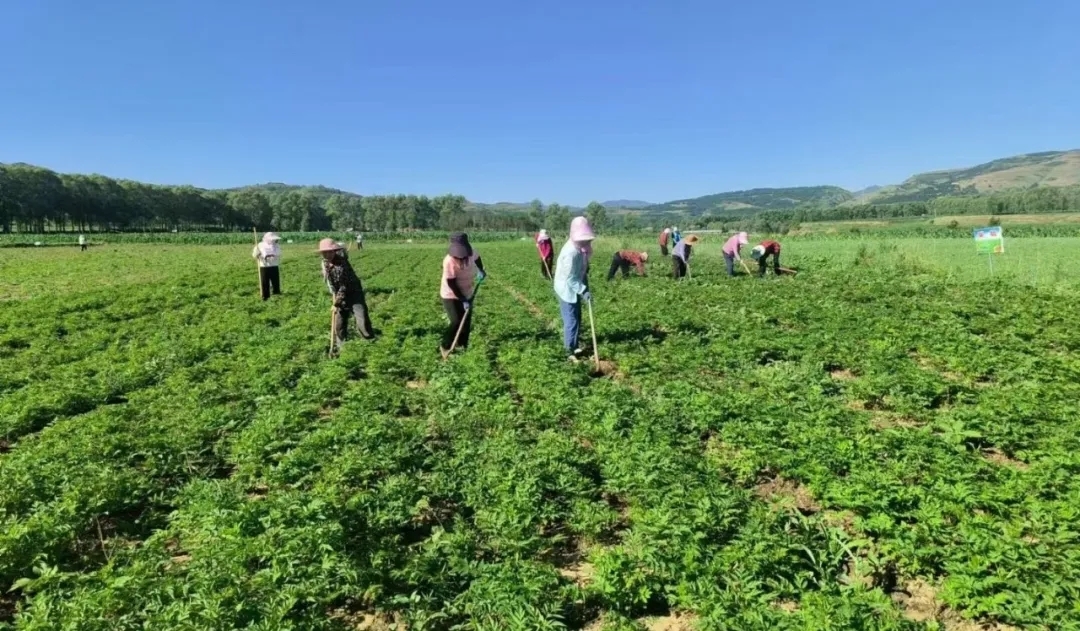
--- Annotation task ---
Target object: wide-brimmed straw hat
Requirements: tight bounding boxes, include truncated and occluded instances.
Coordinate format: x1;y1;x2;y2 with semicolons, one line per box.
640;251;649;261
569;217;595;242
538;229;549;239
316;238;342;253
683;234;701;245
736;231;749;245
263;232;281;242
448;232;472;258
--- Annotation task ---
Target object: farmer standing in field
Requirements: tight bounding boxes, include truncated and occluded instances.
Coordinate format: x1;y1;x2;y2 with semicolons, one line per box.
354;232;364;250
721;231;750;277
252;232;283;300
659;227;671;256
751;239;782;277
318;238;376;350
78;234;87;251
671;234;699;279
607;250;649;280
536;229;554;279
554;217;595;361
440;232;486;356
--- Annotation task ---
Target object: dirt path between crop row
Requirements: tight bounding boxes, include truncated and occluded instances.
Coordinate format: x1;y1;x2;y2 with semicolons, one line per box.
492;279;554;328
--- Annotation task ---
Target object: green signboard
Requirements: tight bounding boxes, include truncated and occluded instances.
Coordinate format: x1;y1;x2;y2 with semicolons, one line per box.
973;226;1004;254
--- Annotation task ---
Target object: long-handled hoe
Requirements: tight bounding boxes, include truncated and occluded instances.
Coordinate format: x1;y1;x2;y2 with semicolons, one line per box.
442;277;485;360
328;308;338;358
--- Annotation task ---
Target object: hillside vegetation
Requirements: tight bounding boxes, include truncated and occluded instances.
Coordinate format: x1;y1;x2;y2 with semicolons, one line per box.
863;150;1080;204
647;186;854;216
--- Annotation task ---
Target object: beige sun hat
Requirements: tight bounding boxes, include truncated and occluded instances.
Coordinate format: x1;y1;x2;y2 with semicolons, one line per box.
316;238;343;253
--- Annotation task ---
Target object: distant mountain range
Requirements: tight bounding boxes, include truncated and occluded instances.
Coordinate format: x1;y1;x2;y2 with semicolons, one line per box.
632;149;1080;216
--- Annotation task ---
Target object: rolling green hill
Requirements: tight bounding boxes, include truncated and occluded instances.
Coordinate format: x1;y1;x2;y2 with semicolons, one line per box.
647;186;854;216
860;150;1080;204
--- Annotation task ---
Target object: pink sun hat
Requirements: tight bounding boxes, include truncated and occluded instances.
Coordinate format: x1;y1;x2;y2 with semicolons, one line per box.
737;231;749;245
316;238;342;253
569;216;595;242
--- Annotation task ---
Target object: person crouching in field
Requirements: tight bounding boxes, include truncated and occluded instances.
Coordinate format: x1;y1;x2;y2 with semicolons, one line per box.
721;231;749;277
607;250;649;280
554;217;595;361
318;238;375;351
671;234;699;279
253;232;282;300
441;233;486;356
536;229;554;279
752;240;782;276
658;228;671;256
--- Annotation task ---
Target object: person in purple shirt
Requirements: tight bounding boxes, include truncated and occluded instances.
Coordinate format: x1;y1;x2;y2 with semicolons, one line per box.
721;232;749;277
671;234;700;279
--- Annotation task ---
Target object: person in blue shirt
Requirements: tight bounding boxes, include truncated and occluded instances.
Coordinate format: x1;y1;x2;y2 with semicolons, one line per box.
553;217;595;361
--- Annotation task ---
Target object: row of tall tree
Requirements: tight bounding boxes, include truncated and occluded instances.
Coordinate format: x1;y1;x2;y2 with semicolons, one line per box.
0;163;627;233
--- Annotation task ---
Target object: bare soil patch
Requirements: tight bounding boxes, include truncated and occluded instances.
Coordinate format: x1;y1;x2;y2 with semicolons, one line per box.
640;613;699;631
405;380;427;389
892;580;1020;630
754;477;820;514
982;448;1029;471
829;368;856;381
870;412;924;430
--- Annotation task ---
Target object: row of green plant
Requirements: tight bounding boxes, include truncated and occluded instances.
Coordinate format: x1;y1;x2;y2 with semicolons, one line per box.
2;239;1078;629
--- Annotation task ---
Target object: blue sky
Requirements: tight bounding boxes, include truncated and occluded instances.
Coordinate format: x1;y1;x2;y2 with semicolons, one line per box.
2;0;1078;205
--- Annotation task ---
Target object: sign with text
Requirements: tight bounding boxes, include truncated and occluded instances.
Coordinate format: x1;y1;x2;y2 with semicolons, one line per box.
973;226;1004;254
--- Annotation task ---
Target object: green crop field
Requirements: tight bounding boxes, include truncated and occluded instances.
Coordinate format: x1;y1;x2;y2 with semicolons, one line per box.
2;237;1079;630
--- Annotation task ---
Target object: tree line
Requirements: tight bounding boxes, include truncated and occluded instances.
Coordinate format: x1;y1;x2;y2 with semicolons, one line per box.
0;163;628;234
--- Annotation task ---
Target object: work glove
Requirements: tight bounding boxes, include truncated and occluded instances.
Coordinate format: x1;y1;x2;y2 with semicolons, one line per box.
477;270;486;282
581;291;592;303
463;301;472;311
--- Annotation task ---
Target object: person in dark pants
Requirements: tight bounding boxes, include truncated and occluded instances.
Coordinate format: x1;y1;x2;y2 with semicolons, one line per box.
607;250;649;280
78;234;87;251
440;233;486;356
253;232;282;300
658;228;671;256
671;234;700;279
318;238;375;352
751;240;782;276
536;229;554;279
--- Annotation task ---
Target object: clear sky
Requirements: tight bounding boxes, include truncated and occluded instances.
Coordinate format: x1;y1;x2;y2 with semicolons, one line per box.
2;0;1078;205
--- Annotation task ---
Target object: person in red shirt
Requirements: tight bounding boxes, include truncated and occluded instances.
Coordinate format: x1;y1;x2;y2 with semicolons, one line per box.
658;228;671;256
751;240;782;276
607;250;649;280
536;229;554;279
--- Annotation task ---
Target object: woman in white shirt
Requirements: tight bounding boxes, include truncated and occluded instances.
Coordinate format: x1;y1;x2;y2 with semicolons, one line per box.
252;232;282;300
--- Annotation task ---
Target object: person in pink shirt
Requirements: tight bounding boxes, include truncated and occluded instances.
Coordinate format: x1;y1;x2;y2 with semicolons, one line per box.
536;229;554;279
440;232;486;355
722;232;749;276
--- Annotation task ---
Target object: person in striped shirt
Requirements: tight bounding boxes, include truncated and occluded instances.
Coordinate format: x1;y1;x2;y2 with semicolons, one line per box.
607;250;649;280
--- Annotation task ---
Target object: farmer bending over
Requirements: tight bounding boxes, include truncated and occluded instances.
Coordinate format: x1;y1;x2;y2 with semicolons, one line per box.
752;240;782;276
671;234;699;279
554;217;595;361
721;231;749;276
318;238;375;351
440;232;486;356
658;228;671;256
253;232;282;300
536;229;554;279
607;250;649;280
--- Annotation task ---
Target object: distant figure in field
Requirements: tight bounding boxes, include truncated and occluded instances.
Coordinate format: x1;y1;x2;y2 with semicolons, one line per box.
671;234;699;279
751;240;782;277
671;226;682;247
721;231;749;277
440;233;486;356
78;234;87;251
536;229;554;279
658;228;671;256
318;238;375;350
554;217;595;361
607;250;649;280
252;232;282;300
354;233;364;250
